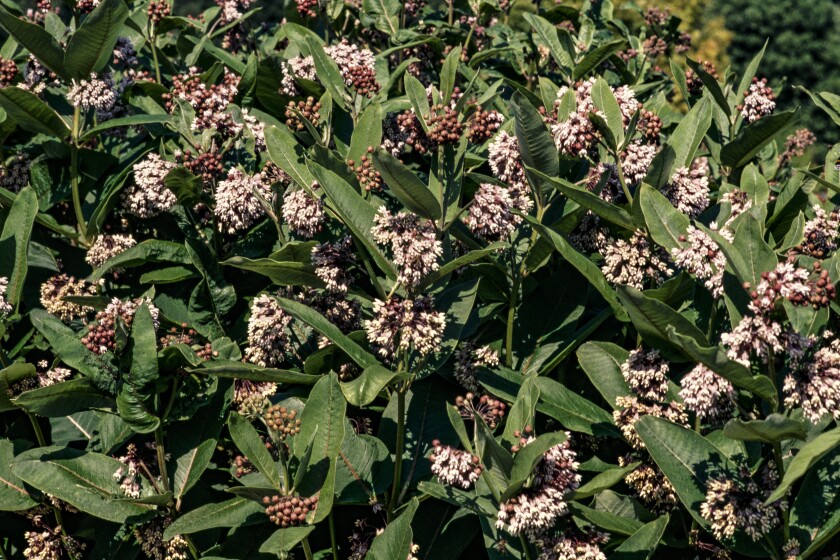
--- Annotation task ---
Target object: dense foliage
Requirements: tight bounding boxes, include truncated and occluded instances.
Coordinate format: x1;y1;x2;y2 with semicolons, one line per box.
2;0;840;559
718;0;840;144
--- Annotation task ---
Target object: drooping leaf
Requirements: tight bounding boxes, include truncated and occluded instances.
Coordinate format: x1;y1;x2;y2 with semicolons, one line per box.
63;0;129;79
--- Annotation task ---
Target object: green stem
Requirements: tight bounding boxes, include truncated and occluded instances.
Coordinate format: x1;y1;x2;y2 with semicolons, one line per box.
388;387;406;521
154;427;171;493
329;510;339;559
519;535;535;560
505;275;520;367
28;412;72;549
772;441;790;542
0;348;9;367
302;537;314;560
150;23;162;84
614;152;633;205
70;106;87;242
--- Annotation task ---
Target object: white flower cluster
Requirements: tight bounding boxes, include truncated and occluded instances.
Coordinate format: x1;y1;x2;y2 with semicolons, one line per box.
670;225;729;298
740;78;775;123
429;440;482;489
0;276;11;317
601;231;672;289
364;296;446;358
372;207;442;287
282;188;324;238
621;457;679;512
679;364;736;423
325;39;376;85
244;294;292;367
487;130;527;188
85;233;137;268
800;205;840;258
135;517;190;560
535;529;609;560
280;56;317;96
68;73;116;111
453;342;500;391
39;274;98;322
664;165;710;217
783;332;840;424
113;443;144;498
464;183;532;240
496;436;580;536
614;396;688;450
700;466;781;542
621;141;657;185
621;348;669;401
312;237;355;293
215;169;273;234
124;154;178;218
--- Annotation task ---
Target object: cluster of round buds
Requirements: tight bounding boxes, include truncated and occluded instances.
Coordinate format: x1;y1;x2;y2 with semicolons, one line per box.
159;325;217;361
395;110;432;155
739;78;776;123
233;379;276;416
0;152;31;193
552;112;596;157
76;0;100;12
82;298;159;354
510;425;534;453
427;104;464;145
263;404;302;440
176;148;224;186
0;56;16;87
285;97;321;132
429;440;482;489
637;108;662;143
85;233;137;269
39;274;98;322
614;396;688;450
147;0;171;23
295;0;318;18
644;6;670;26
466;108;504;144
685;60;719;96
780;129;817;166
642;35;668;57
348;147;382;192
263;494;317;527
233;454;255;478
346;65;380;97
796;205;840;258
748;259;828;312
621;348;669;402
456;392;507;429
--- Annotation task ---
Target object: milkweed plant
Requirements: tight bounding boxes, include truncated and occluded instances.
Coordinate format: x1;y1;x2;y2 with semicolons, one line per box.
0;0;839;559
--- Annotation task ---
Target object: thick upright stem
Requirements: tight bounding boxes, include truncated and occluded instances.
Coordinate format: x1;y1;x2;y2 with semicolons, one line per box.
155;427;171;493
505;276;520;367
150;23;162;84
302;537;314;560
70;106;87;242
329;510;339;559
388;388;406;521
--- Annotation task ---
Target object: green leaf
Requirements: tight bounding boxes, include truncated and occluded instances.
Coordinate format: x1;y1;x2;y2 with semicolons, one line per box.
304;36;347;110
507;432;567;495
572;39;626;81
534;376;616;436
474;414;512;491
529;168;635;231
611;515;669;560
577;341;630;410
0;87;70;138
258;527;315;554
116;384;159;434
591;77;625;146
639;183;690;251
63;0;129;79
164;167;203;207
90;239;191;280
0;363;36;412
501;376;540;448
230;411;282;491
0;439;35;511
11;446;156;523
348;104;383;164
686;58;730;117
735;40;768;109
373;149;442;220
404;73;431;131
523;13;574;76
362;0;400;35
440;46;461;101
170;384;230;503
341;364;403;407
722;414;807;444
721;110;799;169
295;373;346;499
416;242;506;289
164;498;265;538
195;361;321;385
663;96;712;171
766;427;840;504
367;497;419;560
666;328;777;401
307;161;397;279
616;285;708;360
128;304;159;396
221;256;325;289
264;124;317;190
0;187;37;309
0;7;65;78
797;86;840;127
573;462;639;499
12;378;113;417
791;445;840;557
276;297;378;369
511;92;558;194
527;218;628;321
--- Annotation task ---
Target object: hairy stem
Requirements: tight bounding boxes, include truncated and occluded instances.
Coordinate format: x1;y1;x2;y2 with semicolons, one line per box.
329;510;339;559
505;275;520;367
154;427;171;493
70;106;87;243
302;537;314;560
